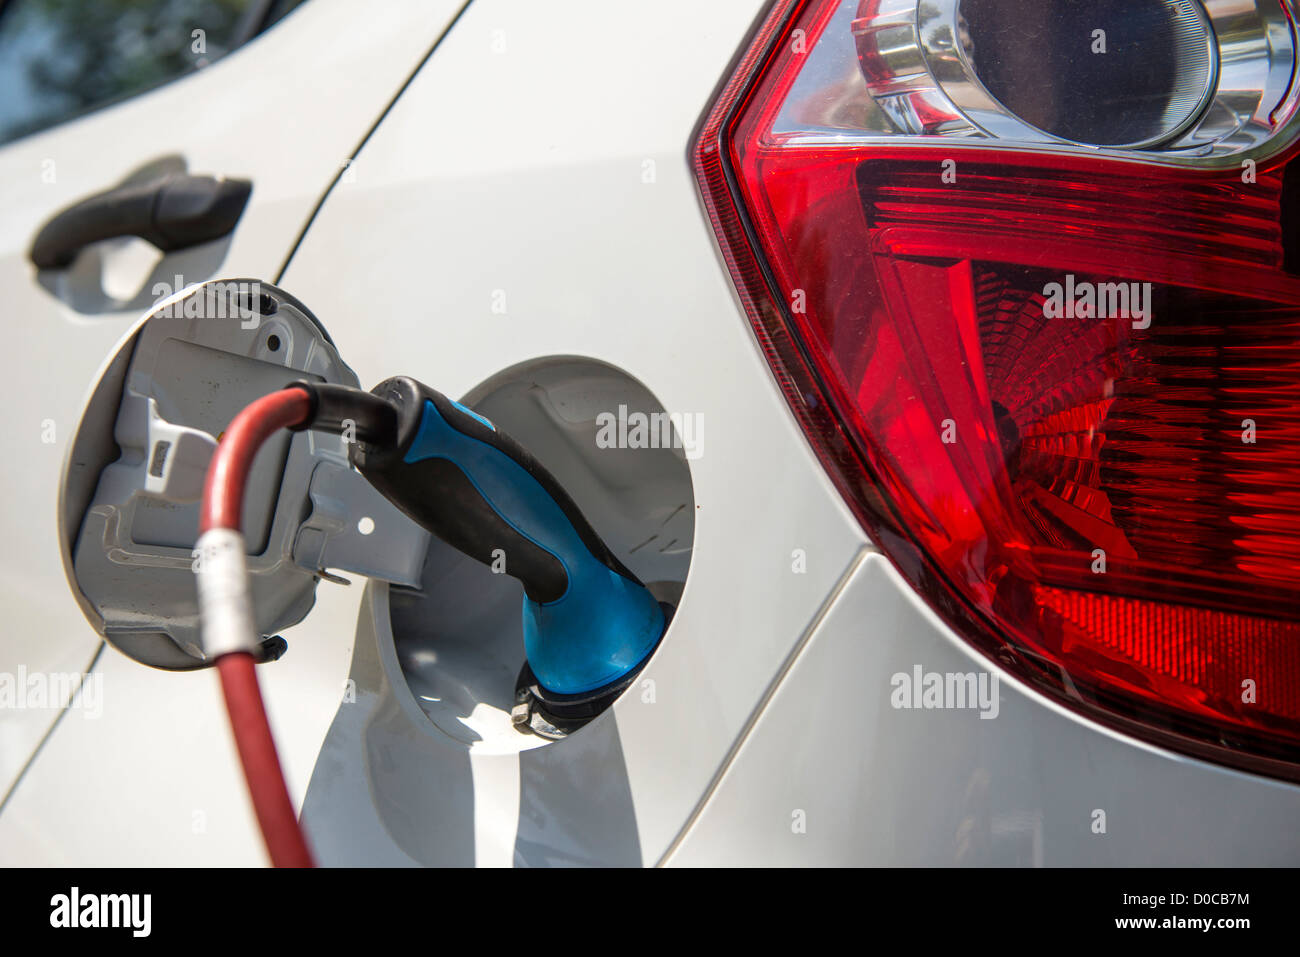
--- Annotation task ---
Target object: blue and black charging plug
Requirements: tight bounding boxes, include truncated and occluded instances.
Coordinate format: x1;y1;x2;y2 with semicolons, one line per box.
293;377;668;736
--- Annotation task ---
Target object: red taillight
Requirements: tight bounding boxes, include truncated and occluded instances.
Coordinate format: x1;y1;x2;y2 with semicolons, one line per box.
697;0;1300;777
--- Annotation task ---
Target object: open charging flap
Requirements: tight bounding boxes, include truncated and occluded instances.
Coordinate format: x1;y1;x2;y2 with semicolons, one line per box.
58;279;430;670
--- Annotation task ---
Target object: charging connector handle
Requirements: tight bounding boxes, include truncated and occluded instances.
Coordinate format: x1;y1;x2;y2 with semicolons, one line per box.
349;376;666;696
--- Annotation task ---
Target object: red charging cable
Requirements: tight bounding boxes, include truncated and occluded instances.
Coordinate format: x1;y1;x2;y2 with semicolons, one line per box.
198;388;315;868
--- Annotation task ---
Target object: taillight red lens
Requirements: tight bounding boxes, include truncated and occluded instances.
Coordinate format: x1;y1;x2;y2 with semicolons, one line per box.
697;0;1300;777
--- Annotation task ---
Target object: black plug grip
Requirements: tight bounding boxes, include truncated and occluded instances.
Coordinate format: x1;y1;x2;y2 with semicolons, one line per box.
349;377;646;605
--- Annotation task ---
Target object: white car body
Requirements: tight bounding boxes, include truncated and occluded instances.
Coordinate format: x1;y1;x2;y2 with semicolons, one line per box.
1;0;1297;866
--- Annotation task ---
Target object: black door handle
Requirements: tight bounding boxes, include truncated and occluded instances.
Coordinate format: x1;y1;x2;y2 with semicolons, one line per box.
29;174;252;270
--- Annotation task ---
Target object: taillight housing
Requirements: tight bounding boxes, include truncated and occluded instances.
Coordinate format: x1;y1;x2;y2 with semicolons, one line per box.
696;0;1300;778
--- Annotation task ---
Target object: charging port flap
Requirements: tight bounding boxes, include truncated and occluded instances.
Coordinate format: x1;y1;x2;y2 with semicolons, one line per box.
59;279;429;670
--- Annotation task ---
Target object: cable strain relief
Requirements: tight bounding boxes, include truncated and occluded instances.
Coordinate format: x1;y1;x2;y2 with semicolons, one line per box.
284;380;399;448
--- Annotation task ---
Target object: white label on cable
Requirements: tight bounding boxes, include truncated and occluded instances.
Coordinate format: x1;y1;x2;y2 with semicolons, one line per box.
195;527;261;659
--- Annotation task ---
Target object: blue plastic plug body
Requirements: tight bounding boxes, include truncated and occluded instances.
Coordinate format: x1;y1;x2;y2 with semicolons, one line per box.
400;398;665;694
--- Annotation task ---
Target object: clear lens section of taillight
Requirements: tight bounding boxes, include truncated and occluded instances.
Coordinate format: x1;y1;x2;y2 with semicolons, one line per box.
781;0;1299;161
697;0;1300;777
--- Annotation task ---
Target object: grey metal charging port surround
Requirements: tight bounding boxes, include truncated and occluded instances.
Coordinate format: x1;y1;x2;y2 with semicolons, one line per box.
59;279;430;670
